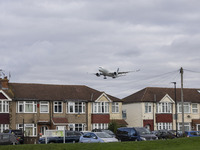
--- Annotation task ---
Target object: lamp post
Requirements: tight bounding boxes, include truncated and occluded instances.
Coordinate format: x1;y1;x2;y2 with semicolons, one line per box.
172;82;178;137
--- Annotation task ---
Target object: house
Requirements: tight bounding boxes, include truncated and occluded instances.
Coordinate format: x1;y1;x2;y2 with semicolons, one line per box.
0;77;126;144
122;87;200;132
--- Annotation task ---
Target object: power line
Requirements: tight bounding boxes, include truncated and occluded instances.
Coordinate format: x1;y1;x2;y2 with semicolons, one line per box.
184;69;200;74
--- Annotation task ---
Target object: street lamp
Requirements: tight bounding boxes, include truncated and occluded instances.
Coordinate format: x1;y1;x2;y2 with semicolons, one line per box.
172;82;178;137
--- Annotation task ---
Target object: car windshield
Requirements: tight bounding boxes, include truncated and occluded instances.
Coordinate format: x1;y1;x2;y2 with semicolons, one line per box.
135;128;151;135
96;132;112;138
102;130;114;135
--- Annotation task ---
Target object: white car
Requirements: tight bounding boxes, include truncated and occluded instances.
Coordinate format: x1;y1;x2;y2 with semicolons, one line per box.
79;132;118;143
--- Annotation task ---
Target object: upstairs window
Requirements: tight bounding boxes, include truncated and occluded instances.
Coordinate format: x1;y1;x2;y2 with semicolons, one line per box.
92;102;109;113
68;102;85;114
112;102;119;113
0;101;9;113
192;103;198;113
156;102;172;113
17;101;37;113
40;101;49;113
178;103;190;113
54;101;63;113
145;103;152;113
122;110;127;119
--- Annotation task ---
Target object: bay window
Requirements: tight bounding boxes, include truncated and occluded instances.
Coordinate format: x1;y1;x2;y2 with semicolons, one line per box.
92;102;109;113
157;123;172;130
0;100;9;113
92;123;108;129
156;102;172;113
0;124;9;132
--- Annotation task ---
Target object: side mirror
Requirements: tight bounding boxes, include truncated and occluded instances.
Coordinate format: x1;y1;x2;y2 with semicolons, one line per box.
93;136;98;139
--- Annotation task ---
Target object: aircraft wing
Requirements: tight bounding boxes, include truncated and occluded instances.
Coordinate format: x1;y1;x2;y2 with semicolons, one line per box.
118;69;140;74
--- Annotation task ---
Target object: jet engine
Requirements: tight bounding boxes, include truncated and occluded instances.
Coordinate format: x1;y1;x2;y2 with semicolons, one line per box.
96;73;100;77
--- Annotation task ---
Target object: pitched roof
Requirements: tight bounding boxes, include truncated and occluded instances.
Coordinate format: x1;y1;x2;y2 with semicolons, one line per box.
123;87;200;104
6;83;122;102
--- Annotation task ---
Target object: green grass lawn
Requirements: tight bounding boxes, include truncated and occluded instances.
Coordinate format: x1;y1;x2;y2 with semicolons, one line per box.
1;137;200;150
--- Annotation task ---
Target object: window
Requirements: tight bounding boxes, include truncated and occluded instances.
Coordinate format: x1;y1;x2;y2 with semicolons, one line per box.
178;122;190;131
17;101;37;113
145;103;152;113
68;124;85;131
67;102;85;114
0;124;9;133
157;123;172;130
40;126;48;136
17;124;37;137
92;102;109;113
156;102;172;113
0;101;9;113
122;110;127;119
40;101;49;113
54;101;63;113
112;102;119;113
92;123;108;129
178;103;190;113
192;104;198;113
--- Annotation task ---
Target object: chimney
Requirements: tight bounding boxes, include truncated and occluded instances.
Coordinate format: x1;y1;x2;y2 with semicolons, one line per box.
0;76;9;90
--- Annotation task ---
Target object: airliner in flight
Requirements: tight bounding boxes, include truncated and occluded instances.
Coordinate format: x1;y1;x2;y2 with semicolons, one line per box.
95;67;139;79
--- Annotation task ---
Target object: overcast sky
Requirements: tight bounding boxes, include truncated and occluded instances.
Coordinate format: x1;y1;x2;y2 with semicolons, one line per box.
1;0;200;98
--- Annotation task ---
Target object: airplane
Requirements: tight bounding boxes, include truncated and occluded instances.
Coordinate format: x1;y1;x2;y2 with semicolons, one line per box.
95;67;140;79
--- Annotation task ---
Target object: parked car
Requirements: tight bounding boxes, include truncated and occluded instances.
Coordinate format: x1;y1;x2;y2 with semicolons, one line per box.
92;129;116;137
154;130;176;139
116;127;157;141
38;131;82;144
3;129;24;144
79;132;118;143
185;131;200;137
0;133;19;145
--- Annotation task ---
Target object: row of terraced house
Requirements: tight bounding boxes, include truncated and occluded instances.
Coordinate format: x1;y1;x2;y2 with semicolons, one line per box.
1;76;200;144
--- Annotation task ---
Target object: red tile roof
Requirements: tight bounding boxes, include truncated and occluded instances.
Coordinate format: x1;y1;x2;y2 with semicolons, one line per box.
6;83;122;102
123;87;200;104
0;93;7;99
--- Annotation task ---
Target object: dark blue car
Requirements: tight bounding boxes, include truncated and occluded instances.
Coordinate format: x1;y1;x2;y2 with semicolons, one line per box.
38;131;82;144
116;127;157;141
185;131;200;137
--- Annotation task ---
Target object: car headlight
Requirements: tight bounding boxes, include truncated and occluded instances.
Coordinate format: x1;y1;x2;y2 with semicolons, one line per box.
140;137;146;141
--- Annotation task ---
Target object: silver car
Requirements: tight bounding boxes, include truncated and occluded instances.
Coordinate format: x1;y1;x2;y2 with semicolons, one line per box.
79;132;118;143
0;133;19;145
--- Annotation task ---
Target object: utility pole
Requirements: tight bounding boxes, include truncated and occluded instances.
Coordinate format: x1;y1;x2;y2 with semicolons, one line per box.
180;67;184;134
172;82;177;137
